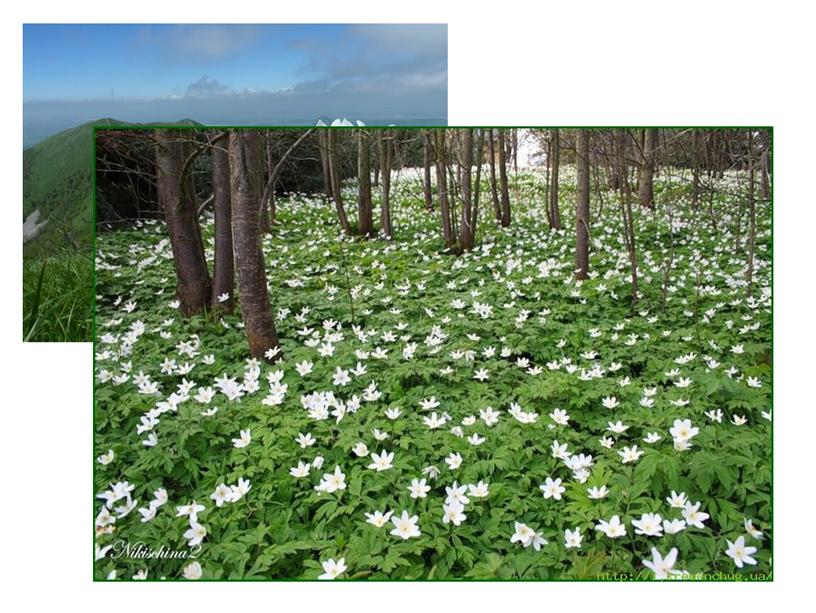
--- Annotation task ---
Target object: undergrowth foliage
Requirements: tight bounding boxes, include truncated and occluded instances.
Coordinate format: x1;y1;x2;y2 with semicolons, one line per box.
23;250;94;342
94;165;771;580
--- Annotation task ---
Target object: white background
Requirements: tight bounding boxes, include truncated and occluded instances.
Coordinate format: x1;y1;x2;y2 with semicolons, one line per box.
1;0;812;609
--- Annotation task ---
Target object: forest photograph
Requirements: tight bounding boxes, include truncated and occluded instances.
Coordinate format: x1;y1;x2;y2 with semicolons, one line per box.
93;126;772;581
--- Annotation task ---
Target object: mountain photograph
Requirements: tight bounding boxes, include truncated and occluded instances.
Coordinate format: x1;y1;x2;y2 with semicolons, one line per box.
22;23;448;341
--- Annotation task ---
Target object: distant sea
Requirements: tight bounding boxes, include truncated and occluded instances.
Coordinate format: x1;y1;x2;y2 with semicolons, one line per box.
23;116;447;149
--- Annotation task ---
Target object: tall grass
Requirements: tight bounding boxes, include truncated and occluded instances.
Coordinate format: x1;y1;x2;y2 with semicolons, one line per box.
23;250;93;342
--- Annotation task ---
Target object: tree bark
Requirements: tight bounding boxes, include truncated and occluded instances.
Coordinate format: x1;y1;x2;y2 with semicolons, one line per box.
549;129;561;229
327;130;351;234
211;135;234;313
458;129;474;251
488;129;500;221
155;129;211;316
575;130;590;281
638;128;657;208
228;130;281;361
497;128;511;227
357;130;373;237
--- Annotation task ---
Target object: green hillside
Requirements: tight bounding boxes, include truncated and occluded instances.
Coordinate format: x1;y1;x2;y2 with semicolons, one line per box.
23;118;114;255
22;117;200;341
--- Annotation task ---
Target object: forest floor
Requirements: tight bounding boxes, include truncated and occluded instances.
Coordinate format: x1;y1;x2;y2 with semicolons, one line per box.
94;166;772;580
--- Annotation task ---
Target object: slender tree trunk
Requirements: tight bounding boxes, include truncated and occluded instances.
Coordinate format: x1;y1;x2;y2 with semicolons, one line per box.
228;130;281;362
422;131;434;211
497;129;511;227
155;129;211;316
575;130;590;281
469;130;486;250
615;130;638;303
258;134;272;233
692;129;702;209
512;129;518;173
211;136;234;313
327;130;351;234
372;151;380;188
760;129;771;201
357;130;373;237
549;129;561;229
458;129;474;251
318;130;333;200
434;130;454;248
638;128;657;208
260;128;315;229
746;131;756;298
488;129;500;221
377;130;393;237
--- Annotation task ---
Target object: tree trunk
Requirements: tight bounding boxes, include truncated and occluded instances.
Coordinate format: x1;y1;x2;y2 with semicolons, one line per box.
638;128;657;208
422;131;434;211
211;136;233;313
760;129;771;201
155;129;211;316
575;130;590;281
434;130;454;248
512;129;518;173
377;130;393;237
357;130;373;237
488;129;500;221
318;129;333;200
549;129;561;229
458;129;474;251
692;129;702;209
327;130;351;234
228;130;281;362
497;129;511;227
746;131;756;298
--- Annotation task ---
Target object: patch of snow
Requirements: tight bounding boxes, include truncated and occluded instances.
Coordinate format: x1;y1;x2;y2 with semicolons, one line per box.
23;209;47;241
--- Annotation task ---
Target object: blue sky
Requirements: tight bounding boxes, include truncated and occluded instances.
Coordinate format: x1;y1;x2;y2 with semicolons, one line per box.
23;24;447;144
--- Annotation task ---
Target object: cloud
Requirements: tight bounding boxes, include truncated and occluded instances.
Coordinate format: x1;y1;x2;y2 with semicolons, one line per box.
185;76;233;97
136;25;261;63
292;24;447;87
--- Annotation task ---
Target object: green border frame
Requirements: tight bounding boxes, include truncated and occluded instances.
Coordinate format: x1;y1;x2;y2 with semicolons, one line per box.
92;125;773;582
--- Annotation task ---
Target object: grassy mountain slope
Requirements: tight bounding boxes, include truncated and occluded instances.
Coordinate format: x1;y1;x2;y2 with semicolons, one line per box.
22;117;200;341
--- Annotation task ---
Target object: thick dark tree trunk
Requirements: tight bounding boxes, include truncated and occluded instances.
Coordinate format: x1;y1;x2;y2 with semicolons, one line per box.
434;130;455;248
575;130;590;281
155;129;211;316
211;136;234;313
497;129;511;227
327;130;351;234
228;130;281;361
549;129;561;229
357;130;373;237
638;128;657;208
422;131;434;211
488;129;500;221
377;130;393;237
